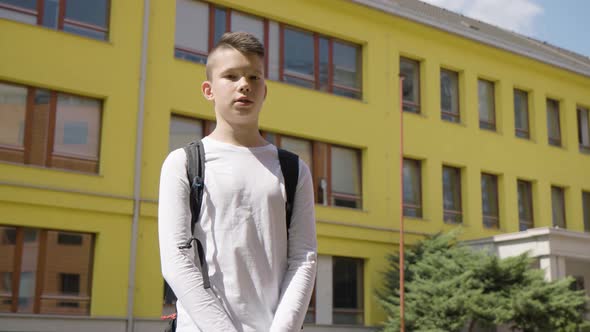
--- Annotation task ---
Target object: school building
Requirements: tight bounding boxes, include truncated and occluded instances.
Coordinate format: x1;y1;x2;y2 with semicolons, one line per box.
1;0;589;331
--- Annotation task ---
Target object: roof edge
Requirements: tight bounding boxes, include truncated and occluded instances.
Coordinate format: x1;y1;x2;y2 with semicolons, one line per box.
350;0;590;79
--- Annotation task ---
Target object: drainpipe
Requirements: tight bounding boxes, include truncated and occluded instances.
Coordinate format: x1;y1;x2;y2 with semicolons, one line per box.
127;0;150;331
398;75;405;332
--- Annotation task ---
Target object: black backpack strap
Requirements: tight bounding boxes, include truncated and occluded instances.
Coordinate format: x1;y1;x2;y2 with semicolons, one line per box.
278;148;299;231
180;140;210;289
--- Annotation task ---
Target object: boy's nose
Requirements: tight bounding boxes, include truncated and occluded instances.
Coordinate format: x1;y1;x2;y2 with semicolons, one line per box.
238;83;250;93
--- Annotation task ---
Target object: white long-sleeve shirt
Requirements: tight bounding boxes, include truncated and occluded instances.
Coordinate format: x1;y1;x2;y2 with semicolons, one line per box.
158;136;317;332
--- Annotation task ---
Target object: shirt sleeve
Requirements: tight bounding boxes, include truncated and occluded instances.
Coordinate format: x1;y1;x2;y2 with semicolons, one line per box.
270;159;318;332
158;148;238;332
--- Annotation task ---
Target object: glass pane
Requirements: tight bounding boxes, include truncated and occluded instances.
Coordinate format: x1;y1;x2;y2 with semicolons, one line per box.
280;136;312;169
284;75;314;89
65;0;108;28
333;257;363;325
319;37;329;92
18;228;39;313
514;90;529;135
551;187;566;228
40;231;93;315
403;158;422;217
583;192;590;232
546;99;561;145
481;174;499;227
0;226;17;312
284;28;314;78
41;0;58;28
478;80;495;129
0;83;27;148
333;87;361;99
53;94;102;160
63;23;107;40
213;7;227;45
169;116;203;152
578;107;590;147
331;146;361;197
443;166;461;223
175;48;207;64
230;11;263;45
400;58;420;113
518;181;533;227
440;69;459;118
333;41;360;90
0;5;37;24
0;0;37;10
175;0;209;54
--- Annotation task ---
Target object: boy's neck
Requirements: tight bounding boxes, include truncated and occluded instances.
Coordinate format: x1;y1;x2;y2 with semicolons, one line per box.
208;122;267;148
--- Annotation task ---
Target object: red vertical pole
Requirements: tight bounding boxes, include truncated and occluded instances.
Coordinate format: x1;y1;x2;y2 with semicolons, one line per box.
399;75;405;332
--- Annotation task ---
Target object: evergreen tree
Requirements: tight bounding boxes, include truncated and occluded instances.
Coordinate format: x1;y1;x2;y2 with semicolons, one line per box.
378;231;589;332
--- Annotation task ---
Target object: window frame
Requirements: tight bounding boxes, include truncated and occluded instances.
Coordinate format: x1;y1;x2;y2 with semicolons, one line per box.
440;68;460;123
332;256;364;325
583;191;590;233
0;226;94;315
481;173;499;229
514;89;530;139
402;158;423;218
0;81;103;173
517;180;534;231
478;79;496;131
577;106;590;152
279;24;362;99
442;165;462;224
551;185;566;228
0;0;110;40
400;57;421;114
546;98;562;147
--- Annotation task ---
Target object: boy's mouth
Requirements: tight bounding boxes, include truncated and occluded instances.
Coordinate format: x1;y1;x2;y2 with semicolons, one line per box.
234;97;253;105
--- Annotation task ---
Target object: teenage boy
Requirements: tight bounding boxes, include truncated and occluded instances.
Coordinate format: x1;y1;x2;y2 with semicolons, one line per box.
158;32;317;332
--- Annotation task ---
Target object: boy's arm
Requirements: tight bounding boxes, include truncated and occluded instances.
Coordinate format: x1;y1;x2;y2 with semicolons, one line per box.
270;160;318;332
158;149;237;332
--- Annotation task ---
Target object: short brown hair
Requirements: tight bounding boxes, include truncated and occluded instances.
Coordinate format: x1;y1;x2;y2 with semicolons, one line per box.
206;32;265;79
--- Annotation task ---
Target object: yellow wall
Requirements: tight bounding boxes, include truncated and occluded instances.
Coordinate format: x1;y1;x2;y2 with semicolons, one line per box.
1;0;589;327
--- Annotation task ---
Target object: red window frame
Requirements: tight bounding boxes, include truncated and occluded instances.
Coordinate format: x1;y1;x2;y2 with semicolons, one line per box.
279;24;362;99
0;0;110;39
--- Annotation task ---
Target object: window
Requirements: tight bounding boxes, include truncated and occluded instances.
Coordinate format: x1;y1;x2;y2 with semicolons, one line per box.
442;166;462;223
478;79;496;130
551;186;566;228
517;180;534;231
481;173;499;228
440;69;460;123
329;146;362;208
578;106;590;152
276;135;313;169
582;191;590;232
546;99;561;146
0;227;94;315
281;26;362;99
57;232;82;245
175;0;265;66
168;115;215;152
0;82;102;173
0;0;109;40
332;257;363;325
403;158;422;218
400;57;420;113
514;89;530;138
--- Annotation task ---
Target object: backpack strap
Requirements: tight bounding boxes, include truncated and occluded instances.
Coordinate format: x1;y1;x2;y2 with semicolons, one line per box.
179;140;210;289
278;148;299;231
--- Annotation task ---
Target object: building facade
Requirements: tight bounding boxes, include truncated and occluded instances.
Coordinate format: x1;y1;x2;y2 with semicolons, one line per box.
0;0;589;331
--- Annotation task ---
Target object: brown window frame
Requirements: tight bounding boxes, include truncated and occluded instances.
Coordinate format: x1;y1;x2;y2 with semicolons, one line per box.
440;69;460;123
546;98;562;147
481;173;499;229
332;256;364;325
583;191;590;233
0;0;110;40
517;180;534;231
514;89;530;139
0;226;94;315
0;82;103;174
442;165;462;224
400;57;421;114
279;24;362;99
577;106;590;152
478;79;496;131
174;1;271;75
551;186;566;228
403;158;422;218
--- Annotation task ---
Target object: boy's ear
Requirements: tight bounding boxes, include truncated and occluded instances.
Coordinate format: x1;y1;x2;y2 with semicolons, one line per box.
201;81;214;101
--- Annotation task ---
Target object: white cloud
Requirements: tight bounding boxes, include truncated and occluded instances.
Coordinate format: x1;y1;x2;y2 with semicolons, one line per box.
420;0;543;35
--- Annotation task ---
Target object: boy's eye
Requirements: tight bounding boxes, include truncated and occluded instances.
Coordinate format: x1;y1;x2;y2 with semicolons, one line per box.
225;74;237;80
250;75;260;81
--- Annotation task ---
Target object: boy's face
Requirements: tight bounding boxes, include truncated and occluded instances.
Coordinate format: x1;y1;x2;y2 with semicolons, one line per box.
202;48;266;128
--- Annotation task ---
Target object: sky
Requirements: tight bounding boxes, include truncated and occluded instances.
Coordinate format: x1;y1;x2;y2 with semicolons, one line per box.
420;0;590;58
